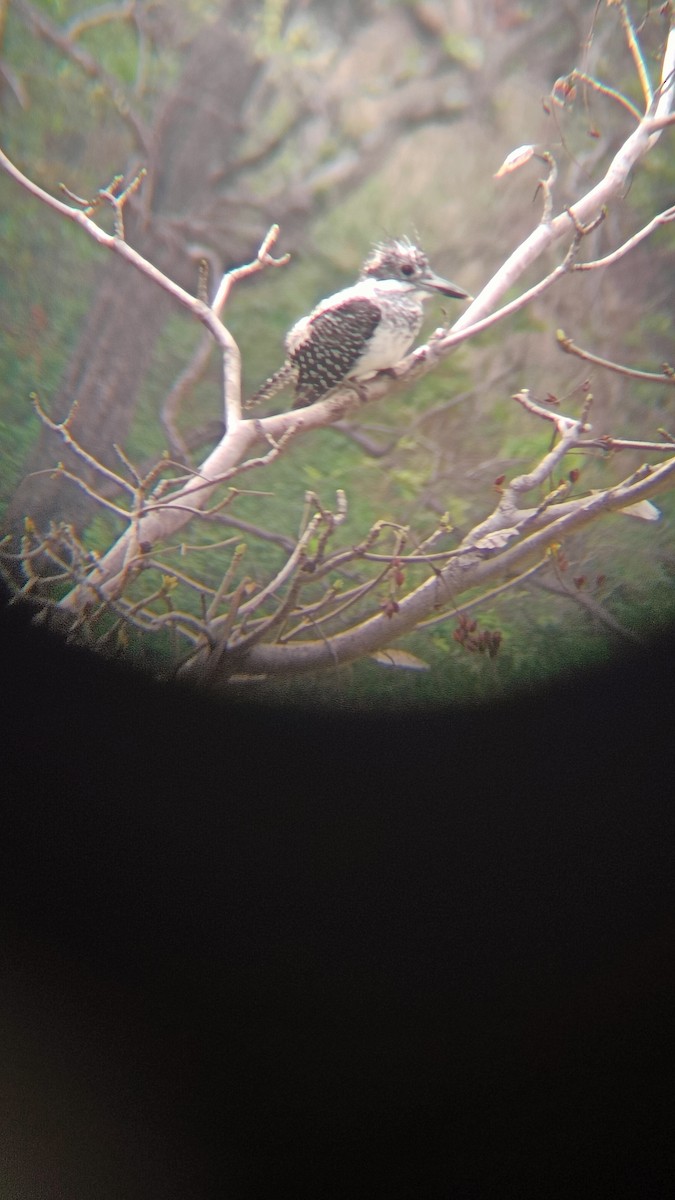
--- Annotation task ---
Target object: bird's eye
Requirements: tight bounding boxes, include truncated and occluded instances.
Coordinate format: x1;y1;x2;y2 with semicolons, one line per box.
400;264;415;277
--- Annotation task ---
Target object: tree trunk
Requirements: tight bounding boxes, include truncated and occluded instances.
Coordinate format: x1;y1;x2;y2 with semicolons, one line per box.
4;9;263;551
4;0;479;561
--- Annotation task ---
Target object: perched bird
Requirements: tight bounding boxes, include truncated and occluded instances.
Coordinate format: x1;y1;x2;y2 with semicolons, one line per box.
246;237;471;410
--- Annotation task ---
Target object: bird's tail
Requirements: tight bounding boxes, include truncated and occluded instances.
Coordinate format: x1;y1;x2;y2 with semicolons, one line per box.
245;363;296;409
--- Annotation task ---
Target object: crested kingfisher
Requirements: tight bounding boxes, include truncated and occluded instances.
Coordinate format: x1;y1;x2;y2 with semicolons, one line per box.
246;237;471;410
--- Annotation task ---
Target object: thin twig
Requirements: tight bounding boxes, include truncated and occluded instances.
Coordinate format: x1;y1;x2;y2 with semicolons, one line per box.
571;204;675;271
414;559;549;631
557;331;675;384
206;544;248;620
12;0;150;149
612;0;653;108
31;393;135;494
26;465;132;521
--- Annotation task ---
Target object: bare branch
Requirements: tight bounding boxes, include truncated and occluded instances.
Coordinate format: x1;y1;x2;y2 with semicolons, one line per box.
65;2;136;41
446;19;675;340
26;464;132;522
206;545;248;621
571;204;675;271
228;452;675;680
12;0;150;150
415;560;549;632
534;576;643;644
607;0;653;108
3;5;675;687
209;225;290;430
31;393;135;496
228;508;327;626
584;435;675;453
557;331;675;385
3;2;672;622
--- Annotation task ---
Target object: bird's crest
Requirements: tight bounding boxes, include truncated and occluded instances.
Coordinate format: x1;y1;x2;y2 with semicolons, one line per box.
359;237;430;284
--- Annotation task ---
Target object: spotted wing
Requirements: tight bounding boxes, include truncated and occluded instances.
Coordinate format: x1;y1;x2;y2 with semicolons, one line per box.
290;298;381;408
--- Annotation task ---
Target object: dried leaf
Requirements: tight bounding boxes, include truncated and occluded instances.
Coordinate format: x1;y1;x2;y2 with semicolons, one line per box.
617;499;661;521
494;144;536;178
591;491;661;521
475;529;517;551
370;649;430;671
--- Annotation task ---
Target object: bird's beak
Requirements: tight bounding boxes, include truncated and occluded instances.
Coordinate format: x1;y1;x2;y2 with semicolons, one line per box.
424;270;472;301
